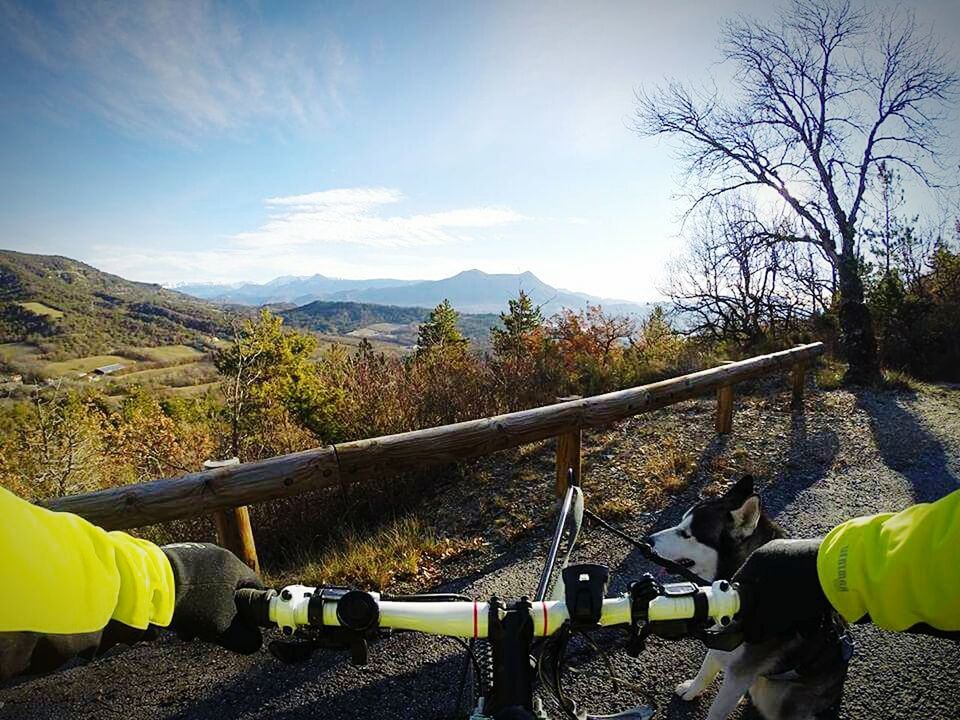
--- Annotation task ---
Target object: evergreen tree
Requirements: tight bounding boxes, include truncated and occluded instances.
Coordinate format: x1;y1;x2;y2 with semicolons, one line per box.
491;290;543;358
214;309;339;454
417;299;467;355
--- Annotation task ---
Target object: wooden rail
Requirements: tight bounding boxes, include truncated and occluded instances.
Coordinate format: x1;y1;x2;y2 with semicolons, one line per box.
45;343;824;558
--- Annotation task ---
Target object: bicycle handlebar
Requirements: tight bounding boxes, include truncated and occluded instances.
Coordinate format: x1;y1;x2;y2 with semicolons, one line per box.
235;580;740;639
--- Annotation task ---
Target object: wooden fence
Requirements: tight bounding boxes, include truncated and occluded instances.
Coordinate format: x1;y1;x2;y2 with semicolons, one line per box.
46;342;824;568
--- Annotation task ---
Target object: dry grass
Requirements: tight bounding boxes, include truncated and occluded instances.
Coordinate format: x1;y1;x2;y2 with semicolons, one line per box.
0;342;42;364
636;436;696;502
591;496;640;521
264;517;480;591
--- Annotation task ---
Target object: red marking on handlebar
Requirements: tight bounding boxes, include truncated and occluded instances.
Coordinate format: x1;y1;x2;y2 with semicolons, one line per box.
473;600;478;640
542;601;548;637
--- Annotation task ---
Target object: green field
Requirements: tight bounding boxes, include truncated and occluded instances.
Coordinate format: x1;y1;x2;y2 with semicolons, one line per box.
44;354;135;375
1;334;400;397
17;301;64;319
2;343;209;381
131;344;206;363
113;360;216;387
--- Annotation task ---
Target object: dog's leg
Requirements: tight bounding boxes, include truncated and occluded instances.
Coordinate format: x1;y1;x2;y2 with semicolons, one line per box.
704;669;755;720
676;650;723;700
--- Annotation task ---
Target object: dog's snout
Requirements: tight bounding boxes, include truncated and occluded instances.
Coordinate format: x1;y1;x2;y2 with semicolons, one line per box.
643;534;656;547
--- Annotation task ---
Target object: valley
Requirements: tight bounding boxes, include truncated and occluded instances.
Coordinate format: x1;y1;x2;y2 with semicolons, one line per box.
6;250;652;398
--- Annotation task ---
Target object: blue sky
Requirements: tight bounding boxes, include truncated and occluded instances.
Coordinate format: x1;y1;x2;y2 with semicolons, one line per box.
1;1;958;302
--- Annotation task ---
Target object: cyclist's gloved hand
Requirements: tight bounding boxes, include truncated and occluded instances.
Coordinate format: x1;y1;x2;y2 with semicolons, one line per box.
732;538;831;643
161;543;264;654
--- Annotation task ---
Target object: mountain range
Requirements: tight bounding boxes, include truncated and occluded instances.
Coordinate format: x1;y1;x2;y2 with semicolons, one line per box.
0;250;655;365
177;275;420;307
177;269;652;316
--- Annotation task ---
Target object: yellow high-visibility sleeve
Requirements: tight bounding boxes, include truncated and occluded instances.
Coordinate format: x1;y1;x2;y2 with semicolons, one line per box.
817;489;960;631
0;487;175;634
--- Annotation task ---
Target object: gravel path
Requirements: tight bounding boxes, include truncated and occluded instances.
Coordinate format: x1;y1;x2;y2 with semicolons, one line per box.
3;382;959;720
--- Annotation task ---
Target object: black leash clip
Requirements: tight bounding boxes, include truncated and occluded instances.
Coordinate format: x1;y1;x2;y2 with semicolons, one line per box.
625;573;661;657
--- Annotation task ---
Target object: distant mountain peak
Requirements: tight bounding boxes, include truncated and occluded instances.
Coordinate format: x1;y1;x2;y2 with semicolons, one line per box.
174;268;653;316
264;274;307;286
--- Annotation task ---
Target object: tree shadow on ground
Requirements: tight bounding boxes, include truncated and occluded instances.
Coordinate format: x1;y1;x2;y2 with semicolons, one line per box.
855;389;958;503
761;406;839;519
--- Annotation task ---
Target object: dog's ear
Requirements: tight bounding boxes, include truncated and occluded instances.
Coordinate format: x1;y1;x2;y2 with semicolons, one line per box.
730;495;761;538
722;474;754;505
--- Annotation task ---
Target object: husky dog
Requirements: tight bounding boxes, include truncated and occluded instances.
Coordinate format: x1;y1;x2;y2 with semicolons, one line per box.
646;476;849;720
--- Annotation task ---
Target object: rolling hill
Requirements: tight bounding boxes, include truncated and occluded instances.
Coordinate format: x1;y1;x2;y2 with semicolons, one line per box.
0;249;234;359
0;251;501;367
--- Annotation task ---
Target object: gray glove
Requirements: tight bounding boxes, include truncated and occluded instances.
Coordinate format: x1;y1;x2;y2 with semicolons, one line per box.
161;542;264;654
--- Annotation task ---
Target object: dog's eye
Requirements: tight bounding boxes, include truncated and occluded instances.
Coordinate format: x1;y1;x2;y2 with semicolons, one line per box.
678;529;691;539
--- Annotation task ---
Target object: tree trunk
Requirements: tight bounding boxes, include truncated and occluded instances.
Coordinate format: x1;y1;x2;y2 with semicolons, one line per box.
836;249;879;384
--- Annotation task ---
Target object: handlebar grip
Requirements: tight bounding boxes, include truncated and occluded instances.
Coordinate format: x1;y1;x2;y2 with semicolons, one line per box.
235;588;276;627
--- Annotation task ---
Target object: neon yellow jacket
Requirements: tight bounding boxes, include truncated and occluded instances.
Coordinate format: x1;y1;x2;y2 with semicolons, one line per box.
0;487;175;634
818;488;960;631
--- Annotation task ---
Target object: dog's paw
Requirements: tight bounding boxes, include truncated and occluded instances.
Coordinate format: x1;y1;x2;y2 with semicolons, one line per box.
676;679;704;701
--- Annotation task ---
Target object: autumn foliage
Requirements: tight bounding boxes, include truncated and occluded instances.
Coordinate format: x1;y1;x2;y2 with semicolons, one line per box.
0;295;700;505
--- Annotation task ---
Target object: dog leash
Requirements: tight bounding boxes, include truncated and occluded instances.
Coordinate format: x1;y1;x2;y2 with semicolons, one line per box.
583;508;711;586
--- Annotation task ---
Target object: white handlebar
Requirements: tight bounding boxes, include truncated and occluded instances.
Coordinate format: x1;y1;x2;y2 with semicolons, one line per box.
268;581;740;639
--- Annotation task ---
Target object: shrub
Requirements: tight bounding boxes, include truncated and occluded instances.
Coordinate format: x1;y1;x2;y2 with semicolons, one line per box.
867;246;960;382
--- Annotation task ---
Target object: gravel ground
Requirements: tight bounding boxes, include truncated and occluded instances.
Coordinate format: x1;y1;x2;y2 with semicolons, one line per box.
3;379;959;720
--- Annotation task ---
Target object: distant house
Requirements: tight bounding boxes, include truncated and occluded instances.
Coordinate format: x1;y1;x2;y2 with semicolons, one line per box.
93;363;124;376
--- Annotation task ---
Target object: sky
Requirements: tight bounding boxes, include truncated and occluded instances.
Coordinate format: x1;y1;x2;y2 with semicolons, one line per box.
1;0;958;303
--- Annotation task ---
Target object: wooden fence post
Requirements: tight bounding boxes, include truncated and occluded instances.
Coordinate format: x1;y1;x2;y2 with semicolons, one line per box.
555;396;582;497
715;384;734;434
205;458;260;574
791;361;807;407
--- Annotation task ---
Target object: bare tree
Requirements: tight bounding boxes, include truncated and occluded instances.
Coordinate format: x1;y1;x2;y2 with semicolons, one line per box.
23;384;101;498
635;0;956;382
215;319;266;459
666;198;830;344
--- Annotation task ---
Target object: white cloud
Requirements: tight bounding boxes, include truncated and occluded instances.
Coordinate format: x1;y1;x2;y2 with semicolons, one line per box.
89;187;527;284
234;187;525;249
265;188;403;209
1;1;351;141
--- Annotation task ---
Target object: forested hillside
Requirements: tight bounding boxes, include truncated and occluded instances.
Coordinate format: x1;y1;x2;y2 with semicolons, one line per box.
280;300;499;343
0;250;232;358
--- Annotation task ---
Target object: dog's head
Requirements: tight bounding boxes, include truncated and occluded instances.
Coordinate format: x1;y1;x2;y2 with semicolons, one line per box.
645;475;762;581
